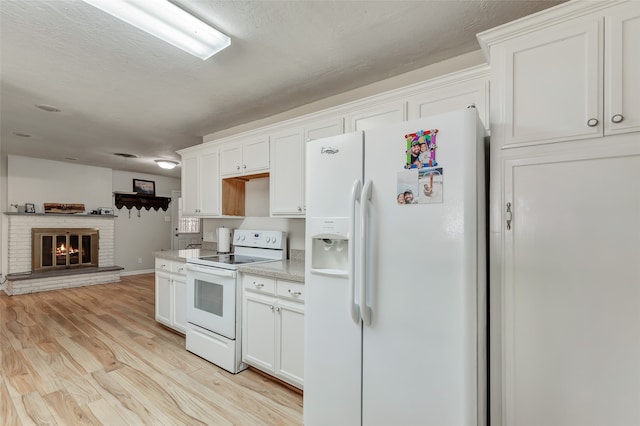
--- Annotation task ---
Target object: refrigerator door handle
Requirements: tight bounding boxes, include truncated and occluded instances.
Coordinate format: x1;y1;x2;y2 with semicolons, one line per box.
349;178;362;324
360;178;373;326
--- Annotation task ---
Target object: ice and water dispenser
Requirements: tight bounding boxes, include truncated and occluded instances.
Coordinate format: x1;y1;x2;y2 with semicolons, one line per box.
308;218;350;276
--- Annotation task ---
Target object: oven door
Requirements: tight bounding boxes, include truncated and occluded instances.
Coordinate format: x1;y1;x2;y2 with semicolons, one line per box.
186;263;237;340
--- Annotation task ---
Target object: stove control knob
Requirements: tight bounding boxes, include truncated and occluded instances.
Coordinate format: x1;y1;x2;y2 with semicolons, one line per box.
235;235;240;241
266;237;271;243
241;236;246;241
271;237;278;245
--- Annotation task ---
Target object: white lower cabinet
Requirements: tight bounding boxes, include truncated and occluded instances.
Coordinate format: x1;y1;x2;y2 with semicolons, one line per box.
155;258;187;333
242;274;305;389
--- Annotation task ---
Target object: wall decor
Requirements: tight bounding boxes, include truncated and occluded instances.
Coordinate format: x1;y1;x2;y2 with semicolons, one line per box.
25;203;36;213
133;179;155;196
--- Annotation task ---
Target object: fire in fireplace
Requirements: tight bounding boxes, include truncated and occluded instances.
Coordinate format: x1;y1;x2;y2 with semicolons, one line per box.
32;228;99;272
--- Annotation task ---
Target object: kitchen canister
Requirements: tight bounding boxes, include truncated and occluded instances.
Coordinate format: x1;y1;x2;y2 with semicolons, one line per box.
216;227;231;253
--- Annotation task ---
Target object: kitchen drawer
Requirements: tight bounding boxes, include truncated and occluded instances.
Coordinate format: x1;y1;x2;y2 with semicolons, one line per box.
155;258;172;272
155;259;186;275
277;280;305;303
172;262;186;276
243;275;276;295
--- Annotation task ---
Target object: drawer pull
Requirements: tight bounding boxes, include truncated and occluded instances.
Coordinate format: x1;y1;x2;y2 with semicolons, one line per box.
288;289;302;297
253;282;264;288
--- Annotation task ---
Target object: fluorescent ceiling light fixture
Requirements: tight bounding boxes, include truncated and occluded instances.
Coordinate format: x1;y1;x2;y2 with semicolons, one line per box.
82;0;230;60
155;159;179;169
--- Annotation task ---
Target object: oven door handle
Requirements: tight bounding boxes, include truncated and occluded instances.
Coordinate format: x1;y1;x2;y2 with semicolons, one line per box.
186;263;237;278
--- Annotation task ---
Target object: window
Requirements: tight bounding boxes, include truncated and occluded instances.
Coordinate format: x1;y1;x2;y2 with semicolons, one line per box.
178;197;201;234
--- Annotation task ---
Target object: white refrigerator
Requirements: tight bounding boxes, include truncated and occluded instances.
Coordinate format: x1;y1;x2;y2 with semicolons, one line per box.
304;107;487;426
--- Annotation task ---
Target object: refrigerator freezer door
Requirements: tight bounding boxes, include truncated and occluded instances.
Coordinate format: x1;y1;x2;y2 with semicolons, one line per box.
304;131;364;426
361;108;483;425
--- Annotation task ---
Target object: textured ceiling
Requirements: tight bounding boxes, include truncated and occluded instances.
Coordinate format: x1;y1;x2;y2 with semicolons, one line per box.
0;0;564;177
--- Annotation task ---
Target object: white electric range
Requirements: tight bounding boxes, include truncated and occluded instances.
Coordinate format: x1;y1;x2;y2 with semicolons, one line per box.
185;229;287;373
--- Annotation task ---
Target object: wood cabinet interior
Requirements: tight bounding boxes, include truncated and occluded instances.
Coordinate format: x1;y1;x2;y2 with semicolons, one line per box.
222;172;269;216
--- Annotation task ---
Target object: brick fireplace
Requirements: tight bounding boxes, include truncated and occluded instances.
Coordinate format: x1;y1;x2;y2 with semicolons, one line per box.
5;214;121;295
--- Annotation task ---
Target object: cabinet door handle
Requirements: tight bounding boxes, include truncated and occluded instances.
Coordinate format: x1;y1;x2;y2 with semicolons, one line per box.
236;165;240;170
243;164;247;169
506;202;513;231
177;267;184;272
275;307;281;312
587;118;599;127
288;289;302;297
611;114;624;124
269;305;274;311
297;206;302;212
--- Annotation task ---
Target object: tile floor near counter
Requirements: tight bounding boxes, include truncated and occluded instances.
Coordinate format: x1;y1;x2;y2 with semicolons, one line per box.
0;273;303;425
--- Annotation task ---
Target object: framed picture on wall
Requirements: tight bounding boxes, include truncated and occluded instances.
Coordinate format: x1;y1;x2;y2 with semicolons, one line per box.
133;179;155;196
25;203;36;213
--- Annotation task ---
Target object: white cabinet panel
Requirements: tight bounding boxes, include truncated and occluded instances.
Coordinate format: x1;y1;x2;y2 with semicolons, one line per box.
270;128;305;217
501;145;640;426
305;117;343;141
605;3;640;135
198;149;220;215
172;277;187;333
155;259;188;333
220;144;242;176
277;300;305;388
220;138;269;177
406;77;489;129
155;272;171;326
180;154;199;216
180;146;220;216
499;16;603;147
243;138;270;173
243;292;276;372
346;101;406;132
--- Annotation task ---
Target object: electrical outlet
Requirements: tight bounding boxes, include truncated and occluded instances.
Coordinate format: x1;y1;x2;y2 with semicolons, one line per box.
137;257;143;264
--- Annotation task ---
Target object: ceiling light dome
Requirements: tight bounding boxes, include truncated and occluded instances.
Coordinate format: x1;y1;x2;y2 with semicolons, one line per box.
155;159;179;169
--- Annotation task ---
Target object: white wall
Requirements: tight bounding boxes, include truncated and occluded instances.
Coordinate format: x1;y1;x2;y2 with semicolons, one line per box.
112;170;180;273
7;155;112;212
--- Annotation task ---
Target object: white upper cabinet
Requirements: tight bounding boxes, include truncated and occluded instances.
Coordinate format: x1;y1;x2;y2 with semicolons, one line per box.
220;137;270;177
305;117;343;141
406;68;489;129
345;100;406;132
198;149;220;215
605;2;640;135
270;127;305;217
479;1;640;149
488;15;603;147
181;153;199;216
180;145;220;217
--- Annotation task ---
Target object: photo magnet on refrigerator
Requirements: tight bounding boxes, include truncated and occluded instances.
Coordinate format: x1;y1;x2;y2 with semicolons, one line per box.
398;129;443;204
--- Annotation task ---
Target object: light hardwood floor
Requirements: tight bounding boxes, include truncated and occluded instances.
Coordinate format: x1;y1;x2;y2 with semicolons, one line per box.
1;273;303;425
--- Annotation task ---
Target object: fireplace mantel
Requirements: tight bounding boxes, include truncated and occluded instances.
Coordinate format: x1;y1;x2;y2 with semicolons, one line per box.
113;193;171;211
4;212;115;218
